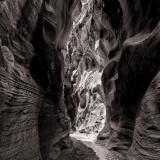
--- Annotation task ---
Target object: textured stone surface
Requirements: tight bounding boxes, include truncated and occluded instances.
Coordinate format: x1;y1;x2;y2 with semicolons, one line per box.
0;0;79;160
65;0;160;160
0;1;42;159
128;72;160;160
97;0;160;160
0;0;160;160
58;138;99;160
64;0;107;138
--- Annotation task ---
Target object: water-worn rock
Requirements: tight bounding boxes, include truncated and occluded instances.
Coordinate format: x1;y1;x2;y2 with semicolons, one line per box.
0;0;80;160
97;0;160;160
64;0;108;138
65;0;160;160
1;0;160;160
58;138;99;160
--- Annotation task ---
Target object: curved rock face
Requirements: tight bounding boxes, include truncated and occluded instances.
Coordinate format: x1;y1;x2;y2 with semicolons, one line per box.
0;0;80;160
0;1;42;159
128;72;160;160
97;0;160;159
0;0;160;160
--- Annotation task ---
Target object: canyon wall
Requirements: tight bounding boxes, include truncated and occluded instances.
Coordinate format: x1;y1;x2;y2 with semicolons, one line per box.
66;0;160;160
0;0;78;159
0;1;42;159
0;0;160;160
98;0;160;160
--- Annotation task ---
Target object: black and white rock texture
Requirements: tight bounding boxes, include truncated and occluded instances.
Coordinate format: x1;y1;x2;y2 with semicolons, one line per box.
0;0;160;160
0;0;80;160
65;0;160;160
97;1;160;160
65;0;107;139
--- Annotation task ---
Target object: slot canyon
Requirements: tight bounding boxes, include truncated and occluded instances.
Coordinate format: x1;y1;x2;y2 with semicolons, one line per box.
0;0;160;160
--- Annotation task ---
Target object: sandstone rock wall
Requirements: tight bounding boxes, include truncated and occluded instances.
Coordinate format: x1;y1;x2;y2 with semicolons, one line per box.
0;0;78;159
98;0;160;159
65;0;160;159
0;0;160;160
64;0;109;137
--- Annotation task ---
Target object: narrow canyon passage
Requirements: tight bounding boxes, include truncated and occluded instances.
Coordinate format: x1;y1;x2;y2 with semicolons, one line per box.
0;0;160;160
69;134;117;160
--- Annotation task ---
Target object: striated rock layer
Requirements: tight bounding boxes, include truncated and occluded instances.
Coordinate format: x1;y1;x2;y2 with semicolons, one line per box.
0;0;80;160
65;0;108;138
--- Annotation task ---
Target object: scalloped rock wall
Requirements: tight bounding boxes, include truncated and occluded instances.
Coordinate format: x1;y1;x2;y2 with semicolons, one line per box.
0;0;78;160
0;0;160;160
99;0;160;160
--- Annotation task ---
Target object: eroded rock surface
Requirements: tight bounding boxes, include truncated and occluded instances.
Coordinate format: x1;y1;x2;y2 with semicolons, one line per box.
97;1;160;160
0;0;79;159
64;0;108;138
0;0;160;160
0;1;42;159
65;0;160;160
